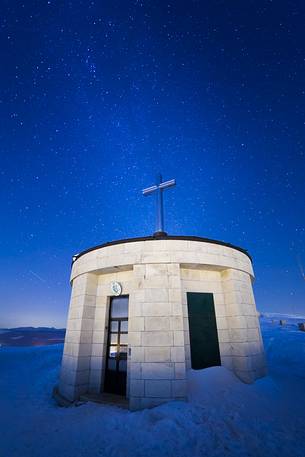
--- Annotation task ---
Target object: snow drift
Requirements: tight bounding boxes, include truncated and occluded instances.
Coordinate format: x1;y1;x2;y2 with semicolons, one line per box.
0;316;305;457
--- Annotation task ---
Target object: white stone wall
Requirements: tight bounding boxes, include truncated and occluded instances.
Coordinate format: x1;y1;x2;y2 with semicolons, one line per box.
88;269;134;395
128;263;186;410
221;269;266;382
59;272;98;401
180;268;232;371
180;267;266;384
59;238;266;409
70;240;254;281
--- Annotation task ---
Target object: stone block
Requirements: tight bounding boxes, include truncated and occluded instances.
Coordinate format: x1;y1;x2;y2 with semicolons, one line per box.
170;347;185;362
79;332;94;344
247;328;260;341
145;316;170;331
174;362;186;379
214;304;226;317
142;302;171;317
229;316;248;329
133;264;146;277
225;304;242;317
91;344;104;357
93;318;107;332
141;252;171;263
68;307;84;320
85;274;98;294
95;294;107;306
167;263;180;275
64;330;81;344
170;316;184;331
144;347;171;362
78;344;92;357
77;356;92;371
173;331;184;346
247;341;262;355
145;288;169;302
145;263;168;276
217;329;230;343
92;331;105;344
130;380;145;397
224;292;243;307
142;276;169;288
180;268;200;280
94;307;107;321
141;362;174;379
169;289;182;302
90;356;105;373
61;354;79;371
66;319;83;332
142;331;173;347
82;318;95;332
129;362;141;379
74;369;90;385
129;301;143;317
60;366;77;385
220;355;233;370
131;347;144;362
169;276;181;289
63;342;80;357
184;329;190;345
145;380;171;397
128;332;141;346
172;302;183;316
129;317;145;332
246;316;259;329
230;342;249;357
215;316;229;330
183;316;189;330
233;356;253;371
219;342;232;357
230;328;249;343
82;295;97;308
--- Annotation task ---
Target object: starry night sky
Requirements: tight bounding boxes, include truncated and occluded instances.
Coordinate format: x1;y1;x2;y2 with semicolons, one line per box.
1;0;304;327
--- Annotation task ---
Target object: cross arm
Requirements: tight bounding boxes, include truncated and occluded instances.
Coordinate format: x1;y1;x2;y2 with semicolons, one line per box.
158;179;176;190
142;185;158;196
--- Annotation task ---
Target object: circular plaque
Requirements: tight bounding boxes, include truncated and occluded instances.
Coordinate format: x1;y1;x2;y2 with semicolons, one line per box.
110;281;122;296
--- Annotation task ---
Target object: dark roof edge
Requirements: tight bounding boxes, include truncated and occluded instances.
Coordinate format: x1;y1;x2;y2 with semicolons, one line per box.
72;235;252;263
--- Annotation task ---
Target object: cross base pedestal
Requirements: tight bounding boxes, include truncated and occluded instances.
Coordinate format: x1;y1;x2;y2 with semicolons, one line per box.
153;231;168;238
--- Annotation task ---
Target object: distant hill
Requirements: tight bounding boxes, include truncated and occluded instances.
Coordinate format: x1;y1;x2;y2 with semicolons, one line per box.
0;327;66;332
0;327;66;347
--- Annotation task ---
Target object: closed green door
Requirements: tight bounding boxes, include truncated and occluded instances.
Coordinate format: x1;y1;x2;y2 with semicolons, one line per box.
187;292;221;369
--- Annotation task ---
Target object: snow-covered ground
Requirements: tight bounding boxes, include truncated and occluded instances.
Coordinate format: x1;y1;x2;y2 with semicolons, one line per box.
1;316;305;457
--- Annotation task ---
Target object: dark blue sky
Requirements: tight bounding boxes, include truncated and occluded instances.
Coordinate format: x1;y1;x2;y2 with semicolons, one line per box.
1;0;304;327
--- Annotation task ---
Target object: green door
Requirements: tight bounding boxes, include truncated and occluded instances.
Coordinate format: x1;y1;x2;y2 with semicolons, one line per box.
187;292;221;369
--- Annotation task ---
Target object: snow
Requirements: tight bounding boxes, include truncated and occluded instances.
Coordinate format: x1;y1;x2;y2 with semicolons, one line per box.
1;316;305;457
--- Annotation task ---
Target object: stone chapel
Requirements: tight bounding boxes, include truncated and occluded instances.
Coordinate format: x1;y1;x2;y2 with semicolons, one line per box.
58;177;266;410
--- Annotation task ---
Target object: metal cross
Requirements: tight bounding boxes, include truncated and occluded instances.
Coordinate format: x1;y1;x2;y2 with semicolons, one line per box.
142;174;176;236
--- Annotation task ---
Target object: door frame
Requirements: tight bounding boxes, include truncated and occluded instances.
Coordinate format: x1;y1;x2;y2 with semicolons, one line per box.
103;295;129;396
186;292;221;370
